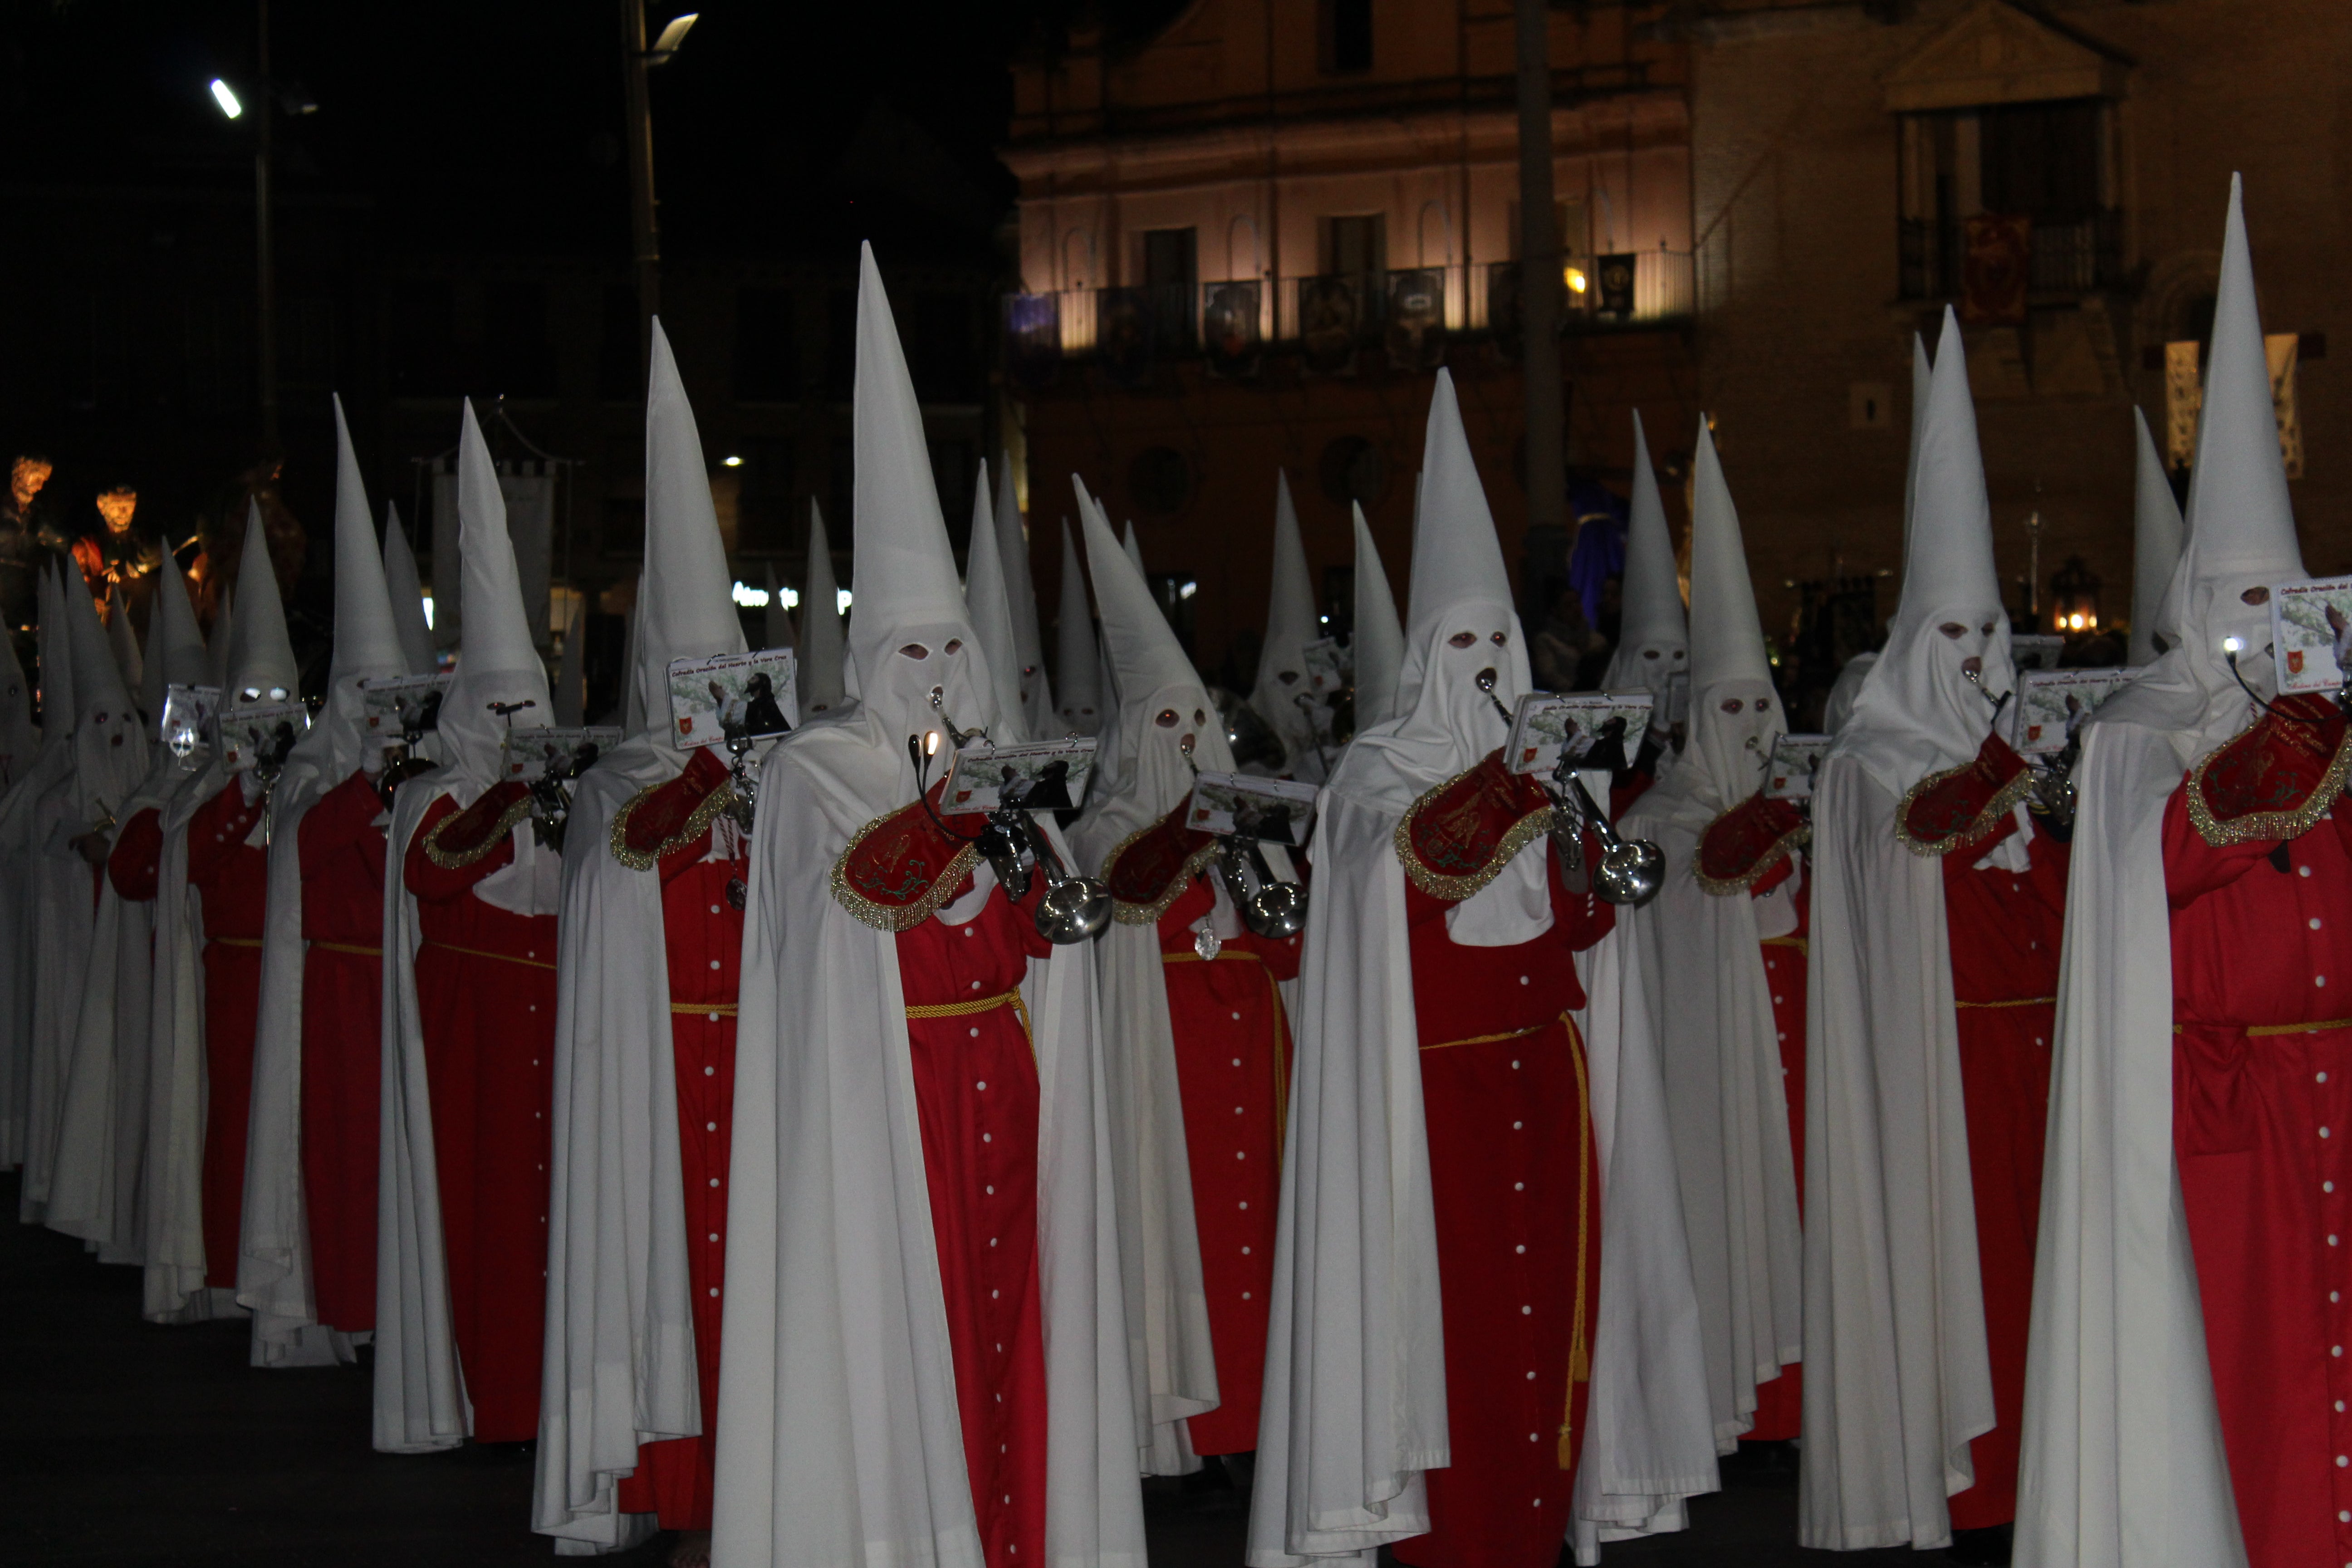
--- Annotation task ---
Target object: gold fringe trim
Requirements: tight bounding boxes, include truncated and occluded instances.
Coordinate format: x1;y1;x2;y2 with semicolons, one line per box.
421;791;535;870
1694;822;1811;897
1392;761;1555;901
1893;758;2034;858
2184;720;2352;849
1104;819;1219;926
610;772;739;872
829;808;980;934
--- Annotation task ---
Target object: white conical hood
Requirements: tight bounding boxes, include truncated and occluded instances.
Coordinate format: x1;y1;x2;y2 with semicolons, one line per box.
963;459;1028;740
38;566;70;751
763;561;793;650
799;500;846;713
380;503;435;675
843;245;976;693
1676;416;1781;809
2128;407;2185;666
1054;517;1102;734
1903;332;1932;543
105;588;142;703
2103;175;2307;748
1122;521;1146;578
65;564;145;819
553;598;587;727
224;500;299;707
1840;307;2010;787
1330;368;1529;813
142;563;206;718
1601;410;1688;691
633;318;749;752
1071;483;1248;864
1248;470;1324;777
327;396;410;688
438;399;552;787
1350;502;1404;730
995;454;1054;730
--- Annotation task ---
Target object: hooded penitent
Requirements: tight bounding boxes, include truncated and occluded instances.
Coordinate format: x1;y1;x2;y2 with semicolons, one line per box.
380;505;436;678
709;244;1141;1568
996;455;1057;737
963;460;1029;743
5;566;76;1201
375;397;561;1453
537;318;755;1550
1605;417;1805;1457
239;395;416;1368
798;500;846;715
1350;501;1405;732
2017;177;2307;1568
1247;472;1328;782
18;568;147;1225
2127;406;2187;667
47;554;211;1267
1801;306;2056;1550
1246;368;1714;1568
1054;517;1102;735
1071;482;1302;1479
139;499;297;1326
1600;411;1689;696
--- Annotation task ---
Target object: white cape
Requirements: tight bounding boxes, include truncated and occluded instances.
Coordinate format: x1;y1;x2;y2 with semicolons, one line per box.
2012;720;2243;1567
1797;754;1991;1549
1247;789;1715;1568
532;740;714;1555
17;771;99;1220
1603;794;1803;1459
710;723;1146;1568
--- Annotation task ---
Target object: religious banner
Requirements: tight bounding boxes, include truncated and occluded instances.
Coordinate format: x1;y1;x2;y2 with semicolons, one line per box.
1386;269;1446;371
1595;252;1637;320
1096;288;1154;388
1297;275;1361;375
1202;280;1263;378
1960;213;2031;325
1003;293;1062;391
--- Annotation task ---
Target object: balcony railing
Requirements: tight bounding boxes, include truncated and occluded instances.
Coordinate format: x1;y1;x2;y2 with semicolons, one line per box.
1003;250;1696;385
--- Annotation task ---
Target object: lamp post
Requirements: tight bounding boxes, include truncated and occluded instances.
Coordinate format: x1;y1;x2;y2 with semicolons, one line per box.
620;7;698;374
211;0;292;452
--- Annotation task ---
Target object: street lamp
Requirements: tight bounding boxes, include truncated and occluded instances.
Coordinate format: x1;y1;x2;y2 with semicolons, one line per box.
211;0;282;451
622;7;699;373
210;78;243;118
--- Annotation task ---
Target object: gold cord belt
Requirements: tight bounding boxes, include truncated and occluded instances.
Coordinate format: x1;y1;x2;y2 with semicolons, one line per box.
1564;1011;1593;1470
311;941;382;957
1421;1018;1553;1053
2176;1016;2352;1037
211;936;264;948
671;1001;739;1017
1162;948;1266;965
1957;995;2057;1009
424;940;555;971
1759;936;1808;953
906;987;1032;1039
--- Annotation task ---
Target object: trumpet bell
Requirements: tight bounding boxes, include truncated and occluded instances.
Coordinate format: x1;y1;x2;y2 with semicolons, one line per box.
1242;880;1308;940
1035;874;1114;944
1594;839;1666;907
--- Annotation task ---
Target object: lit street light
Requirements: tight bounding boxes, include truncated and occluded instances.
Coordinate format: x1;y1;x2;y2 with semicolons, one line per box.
210;78;243;118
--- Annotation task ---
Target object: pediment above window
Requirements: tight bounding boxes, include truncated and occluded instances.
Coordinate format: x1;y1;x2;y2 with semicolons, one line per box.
1883;0;2130;113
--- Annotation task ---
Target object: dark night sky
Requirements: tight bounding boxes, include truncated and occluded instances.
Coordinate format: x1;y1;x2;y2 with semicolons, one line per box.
0;0;1186;264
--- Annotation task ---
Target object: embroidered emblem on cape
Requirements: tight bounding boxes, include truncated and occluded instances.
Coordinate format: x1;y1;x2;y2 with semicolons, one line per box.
1895;734;2034;857
1695;794;1810;896
1393;750;1557;900
830;782;985;932
2187;693;2352;848
420;781;534;870
611;747;740;872
1103;799;1218;925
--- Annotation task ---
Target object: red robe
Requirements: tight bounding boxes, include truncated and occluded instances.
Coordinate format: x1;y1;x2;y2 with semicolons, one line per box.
2167;774;2352;1568
296;769;388;1333
1151;873;1299;1456
404;787;558;1443
1940;818;2066;1529
1747;867;1810;1442
616;752;749;1532
1391;761;1614;1568
186;781;271;1289
895;872;1053;1568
